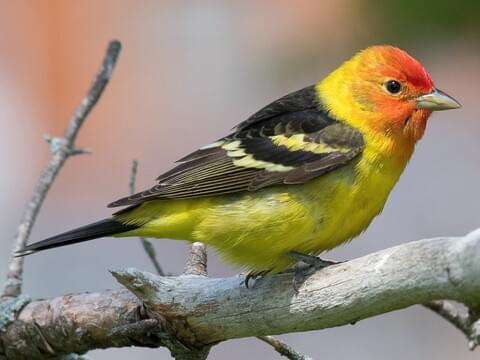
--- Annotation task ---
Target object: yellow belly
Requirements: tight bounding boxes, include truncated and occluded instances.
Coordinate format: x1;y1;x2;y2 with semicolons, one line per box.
115;152;406;272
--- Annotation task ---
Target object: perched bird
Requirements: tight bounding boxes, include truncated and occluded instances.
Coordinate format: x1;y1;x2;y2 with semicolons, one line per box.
17;45;460;273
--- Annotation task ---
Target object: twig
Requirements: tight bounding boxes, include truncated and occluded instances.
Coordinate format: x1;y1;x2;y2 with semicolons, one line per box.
425;300;480;350
183;242;207;276
257;336;313;360
2;40;122;298
128;160;165;276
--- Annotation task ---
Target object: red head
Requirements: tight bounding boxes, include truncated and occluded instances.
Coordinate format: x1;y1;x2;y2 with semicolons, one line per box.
318;45;460;145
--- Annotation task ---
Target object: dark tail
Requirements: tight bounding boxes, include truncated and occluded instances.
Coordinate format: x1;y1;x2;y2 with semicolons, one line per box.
15;218;139;257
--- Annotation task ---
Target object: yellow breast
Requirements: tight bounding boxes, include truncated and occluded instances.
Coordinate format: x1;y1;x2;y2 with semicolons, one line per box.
302;136;409;253
117;130;412;273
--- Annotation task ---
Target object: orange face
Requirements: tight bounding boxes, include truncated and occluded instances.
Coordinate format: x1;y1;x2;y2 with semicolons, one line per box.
319;45;459;147
351;46;437;140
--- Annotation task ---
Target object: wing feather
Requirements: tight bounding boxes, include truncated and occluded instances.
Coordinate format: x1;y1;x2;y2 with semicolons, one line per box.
108;86;364;207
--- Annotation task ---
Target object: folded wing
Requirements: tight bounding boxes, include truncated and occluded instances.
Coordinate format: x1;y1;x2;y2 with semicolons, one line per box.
108;85;364;207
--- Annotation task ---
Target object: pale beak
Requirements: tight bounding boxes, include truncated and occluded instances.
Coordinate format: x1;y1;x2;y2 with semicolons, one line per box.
415;88;461;111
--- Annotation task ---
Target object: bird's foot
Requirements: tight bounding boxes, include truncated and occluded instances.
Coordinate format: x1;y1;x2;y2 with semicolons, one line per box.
286;251;344;293
287;251;341;268
243;269;271;289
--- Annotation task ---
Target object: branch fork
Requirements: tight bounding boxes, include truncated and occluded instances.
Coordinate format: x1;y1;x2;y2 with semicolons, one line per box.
44;135;90;156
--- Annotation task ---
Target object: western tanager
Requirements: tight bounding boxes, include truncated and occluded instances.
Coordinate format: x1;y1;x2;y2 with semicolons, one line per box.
17;46;460;273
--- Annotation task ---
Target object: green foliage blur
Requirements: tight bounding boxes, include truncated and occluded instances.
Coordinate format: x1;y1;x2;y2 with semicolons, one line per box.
366;0;480;46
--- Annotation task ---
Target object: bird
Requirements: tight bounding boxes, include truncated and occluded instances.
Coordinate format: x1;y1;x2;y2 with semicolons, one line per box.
16;45;461;274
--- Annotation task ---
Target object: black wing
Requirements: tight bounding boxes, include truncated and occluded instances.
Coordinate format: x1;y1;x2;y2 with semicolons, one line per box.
108;85;364;207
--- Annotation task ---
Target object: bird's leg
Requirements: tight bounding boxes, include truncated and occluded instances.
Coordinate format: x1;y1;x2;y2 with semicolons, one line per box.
286;251;344;293
243;269;271;289
243;253;343;290
287;251;341;268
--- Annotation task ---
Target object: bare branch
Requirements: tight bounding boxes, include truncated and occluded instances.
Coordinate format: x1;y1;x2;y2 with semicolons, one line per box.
2;40;122;298
128;159;139;196
128;160;165;276
63;41;121;143
425;300;480;350
257;336;313;360
184;243;207;276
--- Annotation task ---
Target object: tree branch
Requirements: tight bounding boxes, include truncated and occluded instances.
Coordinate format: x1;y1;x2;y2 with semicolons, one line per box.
184;243;208;277
174;251;212;360
2;40;122;298
425;300;480;350
1;230;479;358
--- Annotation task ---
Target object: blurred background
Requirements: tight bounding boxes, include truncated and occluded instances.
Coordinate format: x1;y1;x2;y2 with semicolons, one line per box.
0;0;479;359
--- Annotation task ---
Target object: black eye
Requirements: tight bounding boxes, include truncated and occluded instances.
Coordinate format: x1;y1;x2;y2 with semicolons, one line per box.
385;80;402;94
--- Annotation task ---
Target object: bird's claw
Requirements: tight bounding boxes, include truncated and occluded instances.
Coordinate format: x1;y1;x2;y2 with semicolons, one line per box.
242;252;343;291
243;270;270;289
286;251;344;293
